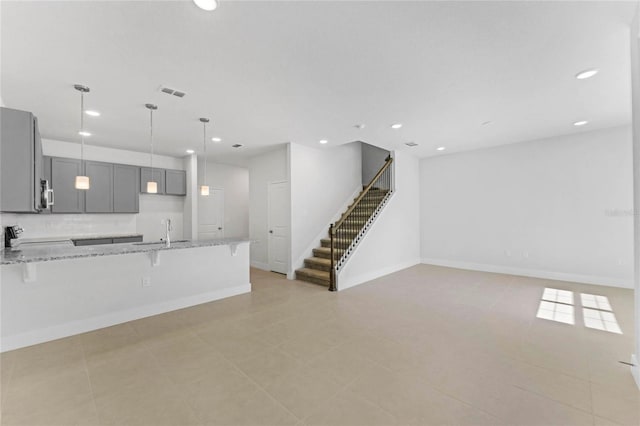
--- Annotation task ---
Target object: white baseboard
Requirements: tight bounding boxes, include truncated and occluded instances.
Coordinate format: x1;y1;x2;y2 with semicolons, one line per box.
338;258;421;291
632;354;640;391
421;258;633;289
1;283;251;352
250;261;270;271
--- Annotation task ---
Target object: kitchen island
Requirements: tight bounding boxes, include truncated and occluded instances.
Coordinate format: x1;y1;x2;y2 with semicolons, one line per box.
1;238;251;351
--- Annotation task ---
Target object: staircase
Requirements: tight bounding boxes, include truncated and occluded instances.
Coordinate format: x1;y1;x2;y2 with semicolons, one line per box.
295;157;393;289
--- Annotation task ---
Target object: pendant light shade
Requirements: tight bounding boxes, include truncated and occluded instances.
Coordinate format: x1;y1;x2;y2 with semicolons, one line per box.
145;103;158;194
74;84;90;190
75;175;90;190
199;117;210;197
194;0;218;11
146;181;158;194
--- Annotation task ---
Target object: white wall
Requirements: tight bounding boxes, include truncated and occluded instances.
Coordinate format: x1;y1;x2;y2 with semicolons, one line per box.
0;138;187;241
629;1;640;388
361;142;390;185
420;126;634;288
289;142;362;275
183;154;198;240
338;150;421;290
197;160;249;238
42;139;184;170
136;195;184;242
248;146;289;270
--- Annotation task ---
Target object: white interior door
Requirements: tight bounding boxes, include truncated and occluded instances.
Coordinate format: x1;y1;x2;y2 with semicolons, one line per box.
198;189;224;240
268;181;288;274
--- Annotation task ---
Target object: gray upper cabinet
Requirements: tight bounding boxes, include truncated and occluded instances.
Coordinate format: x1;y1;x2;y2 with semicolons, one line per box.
165;169;186;195
50;157;84;213
0;107;43;212
114;164;139;213
140;167;165;194
84;161;114;213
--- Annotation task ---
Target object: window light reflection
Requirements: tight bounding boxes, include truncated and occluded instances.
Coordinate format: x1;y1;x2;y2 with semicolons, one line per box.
536;299;575;325
580;293;622;334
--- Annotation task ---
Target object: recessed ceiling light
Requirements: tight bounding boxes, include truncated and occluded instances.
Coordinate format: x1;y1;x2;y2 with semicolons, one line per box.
437;146;446;151
354;124;366;129
319;139;328;144
575;69;599;80
232;144;243;148
85;110;100;117
193;0;218;11
186;149;195;154
78;131;91;137
391;123;403;129
211;137;222;142
573;120;589;126
404;142;418;147
482;121;492;126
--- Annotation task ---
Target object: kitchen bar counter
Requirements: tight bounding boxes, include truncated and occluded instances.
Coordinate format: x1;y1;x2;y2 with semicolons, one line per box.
0;238;250;265
1;238;251;351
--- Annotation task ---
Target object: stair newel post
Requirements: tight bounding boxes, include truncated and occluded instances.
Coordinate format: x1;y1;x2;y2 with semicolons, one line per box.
329;223;337;292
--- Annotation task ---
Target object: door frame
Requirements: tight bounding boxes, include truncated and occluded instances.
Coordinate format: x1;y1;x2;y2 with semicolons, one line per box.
267;180;289;275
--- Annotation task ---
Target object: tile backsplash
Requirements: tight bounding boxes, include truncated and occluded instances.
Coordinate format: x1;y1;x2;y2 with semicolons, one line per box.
0;195;185;243
0;212;137;240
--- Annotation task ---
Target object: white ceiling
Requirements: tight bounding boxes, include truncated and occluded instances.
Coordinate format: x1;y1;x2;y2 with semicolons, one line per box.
1;0;636;163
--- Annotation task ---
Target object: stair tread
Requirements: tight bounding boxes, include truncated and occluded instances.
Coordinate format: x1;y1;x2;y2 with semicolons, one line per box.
306;256;331;265
314;247;344;253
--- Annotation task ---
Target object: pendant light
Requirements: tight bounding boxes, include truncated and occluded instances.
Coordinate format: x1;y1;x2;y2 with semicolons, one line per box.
199;118;210;196
74;84;90;190
194;0;218;11
145;103;158;194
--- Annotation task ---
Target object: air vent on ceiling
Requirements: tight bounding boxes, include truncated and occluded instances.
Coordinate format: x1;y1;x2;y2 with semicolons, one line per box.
232;144;243;148
405;142;418;147
159;86;187;98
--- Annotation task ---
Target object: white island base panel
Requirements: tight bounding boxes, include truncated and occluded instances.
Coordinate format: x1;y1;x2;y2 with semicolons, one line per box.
0;242;250;352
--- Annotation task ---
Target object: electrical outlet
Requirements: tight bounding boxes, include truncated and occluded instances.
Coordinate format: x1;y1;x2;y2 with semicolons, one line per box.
523;251;529;259
141;277;151;287
504;249;512;257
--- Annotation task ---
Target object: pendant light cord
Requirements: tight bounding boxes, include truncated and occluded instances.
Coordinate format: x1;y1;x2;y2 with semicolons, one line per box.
80;91;85;164
150;108;154;180
203;121;207;185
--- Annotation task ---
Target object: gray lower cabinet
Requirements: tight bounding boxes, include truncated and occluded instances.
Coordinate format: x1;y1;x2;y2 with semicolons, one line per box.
165;169;186;195
50;157;84;213
74;238;113;246
84;161;114;213
140;168;166;194
112;236;142;244
114;165;139;213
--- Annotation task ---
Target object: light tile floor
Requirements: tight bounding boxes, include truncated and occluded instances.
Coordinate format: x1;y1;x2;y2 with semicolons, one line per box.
1;265;638;425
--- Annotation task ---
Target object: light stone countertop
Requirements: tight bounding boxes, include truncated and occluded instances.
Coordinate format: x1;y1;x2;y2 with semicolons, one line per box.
0;238;251;265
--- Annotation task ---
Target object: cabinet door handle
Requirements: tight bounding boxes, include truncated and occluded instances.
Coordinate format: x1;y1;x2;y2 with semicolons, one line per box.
218;227;222;230
269;230;273;234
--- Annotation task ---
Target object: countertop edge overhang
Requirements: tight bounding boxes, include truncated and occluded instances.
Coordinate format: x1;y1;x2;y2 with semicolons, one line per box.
0;238;251;265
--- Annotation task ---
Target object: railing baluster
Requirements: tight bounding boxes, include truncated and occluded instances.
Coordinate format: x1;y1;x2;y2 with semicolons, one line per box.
329;157;393;291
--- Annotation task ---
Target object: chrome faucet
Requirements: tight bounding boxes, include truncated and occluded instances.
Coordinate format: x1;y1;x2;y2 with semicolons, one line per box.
164;219;172;248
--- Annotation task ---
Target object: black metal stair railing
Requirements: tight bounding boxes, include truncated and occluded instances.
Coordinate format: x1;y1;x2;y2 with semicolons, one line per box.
328;156;393;291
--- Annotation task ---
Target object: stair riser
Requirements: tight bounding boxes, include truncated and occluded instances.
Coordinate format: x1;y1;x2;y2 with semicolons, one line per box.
296;272;330;287
304;260;331;272
313;249;344;259
321;241;352;249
